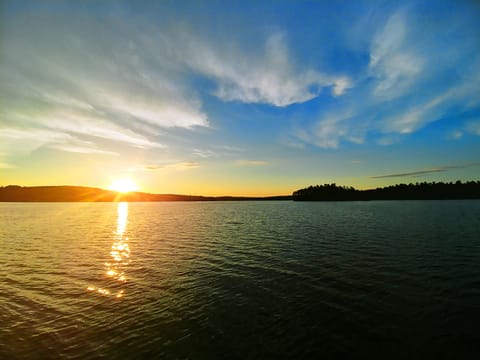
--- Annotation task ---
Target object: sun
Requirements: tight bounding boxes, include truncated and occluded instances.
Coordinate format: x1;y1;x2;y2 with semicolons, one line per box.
108;178;139;193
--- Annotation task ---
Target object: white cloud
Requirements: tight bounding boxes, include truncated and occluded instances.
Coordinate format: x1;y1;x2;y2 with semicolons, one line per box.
369;11;424;99
0;13;209;159
47;142;117;155
192;149;217;158
332;77;352;96
314;121;347;149
40;111;164;149
381;91;450;134
182;32;351;106
307;110;365;149
91;82;209;129
3;11;354;166
297;8;480;149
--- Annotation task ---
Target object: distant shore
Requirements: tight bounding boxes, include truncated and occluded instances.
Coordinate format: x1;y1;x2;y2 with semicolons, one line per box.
0;185;291;202
1;181;479;202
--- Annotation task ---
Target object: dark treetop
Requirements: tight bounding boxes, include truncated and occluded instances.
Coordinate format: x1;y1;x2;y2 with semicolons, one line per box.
292;181;480;201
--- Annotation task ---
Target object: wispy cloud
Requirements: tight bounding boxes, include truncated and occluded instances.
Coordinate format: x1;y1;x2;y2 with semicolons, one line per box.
380;91;451;134
212;145;244;153
192;144;244;159
282;138;306;149
0;128;118;156
48;144;116;155
466;120;480;135
182;32;351;106
300;109;366;149
298;7;480;148
448;130;463;140
371;168;445;179
235;160;269;166
144;161;200;171
371;163;480;179
376;135;401;146
369;11;424;99
40;111;164;149
1;10;354;164
2;1;479;182
192;149;217;158
0;13;209;158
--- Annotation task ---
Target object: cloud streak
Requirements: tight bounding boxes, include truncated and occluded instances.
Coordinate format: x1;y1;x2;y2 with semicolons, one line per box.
1;0;479;192
466;120;480;136
1;10;354;163
181;31;351;107
371;164;480;179
299;6;480;149
144;161;200;171
0;13;209;158
235;160;269;166
0;128;118;156
369;11;424;99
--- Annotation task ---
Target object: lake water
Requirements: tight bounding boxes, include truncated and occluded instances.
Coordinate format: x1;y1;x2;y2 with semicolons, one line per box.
1;201;479;358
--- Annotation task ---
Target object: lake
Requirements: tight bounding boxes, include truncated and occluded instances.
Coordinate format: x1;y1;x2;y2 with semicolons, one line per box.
1;201;479;358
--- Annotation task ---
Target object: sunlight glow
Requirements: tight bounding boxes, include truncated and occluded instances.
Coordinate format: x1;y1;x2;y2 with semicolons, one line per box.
116;202;128;235
108;178;139;193
87;202;130;299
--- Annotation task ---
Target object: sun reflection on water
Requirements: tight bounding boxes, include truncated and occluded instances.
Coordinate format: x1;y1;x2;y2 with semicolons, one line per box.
116;202;128;235
87;202;130;298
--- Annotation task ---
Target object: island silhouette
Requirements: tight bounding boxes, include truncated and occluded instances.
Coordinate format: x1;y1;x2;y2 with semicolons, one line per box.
1;181;479;202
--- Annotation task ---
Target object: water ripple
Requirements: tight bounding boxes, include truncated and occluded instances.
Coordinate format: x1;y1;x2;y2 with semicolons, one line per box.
1;200;480;358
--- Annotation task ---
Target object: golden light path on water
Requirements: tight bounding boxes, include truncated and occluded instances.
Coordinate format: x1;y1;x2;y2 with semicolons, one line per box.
87;202;130;298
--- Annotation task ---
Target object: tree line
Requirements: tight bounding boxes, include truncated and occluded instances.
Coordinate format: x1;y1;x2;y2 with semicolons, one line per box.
292;181;480;201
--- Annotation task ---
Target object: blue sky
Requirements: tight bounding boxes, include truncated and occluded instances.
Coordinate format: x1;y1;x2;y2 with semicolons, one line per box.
1;0;479;195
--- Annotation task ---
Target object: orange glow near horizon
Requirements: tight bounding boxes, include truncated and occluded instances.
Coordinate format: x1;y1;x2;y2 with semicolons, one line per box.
108;178;139;193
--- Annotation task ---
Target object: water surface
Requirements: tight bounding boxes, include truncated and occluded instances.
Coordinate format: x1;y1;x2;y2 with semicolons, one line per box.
1;201;479;358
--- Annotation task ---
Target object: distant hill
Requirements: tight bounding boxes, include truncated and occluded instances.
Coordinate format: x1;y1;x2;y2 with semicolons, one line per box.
292;181;480;201
4;182;479;202
0;185;292;202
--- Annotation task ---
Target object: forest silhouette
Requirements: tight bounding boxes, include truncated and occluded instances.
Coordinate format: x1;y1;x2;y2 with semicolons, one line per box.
1;181;480;202
292;181;480;201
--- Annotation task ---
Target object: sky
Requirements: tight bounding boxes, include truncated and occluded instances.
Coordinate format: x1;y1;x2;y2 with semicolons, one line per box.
1;0;479;196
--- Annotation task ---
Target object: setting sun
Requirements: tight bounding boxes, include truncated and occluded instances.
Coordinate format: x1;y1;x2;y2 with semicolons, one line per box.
108;178;139;193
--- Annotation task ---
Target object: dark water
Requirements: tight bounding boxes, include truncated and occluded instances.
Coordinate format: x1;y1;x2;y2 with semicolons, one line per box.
1;201;479;359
